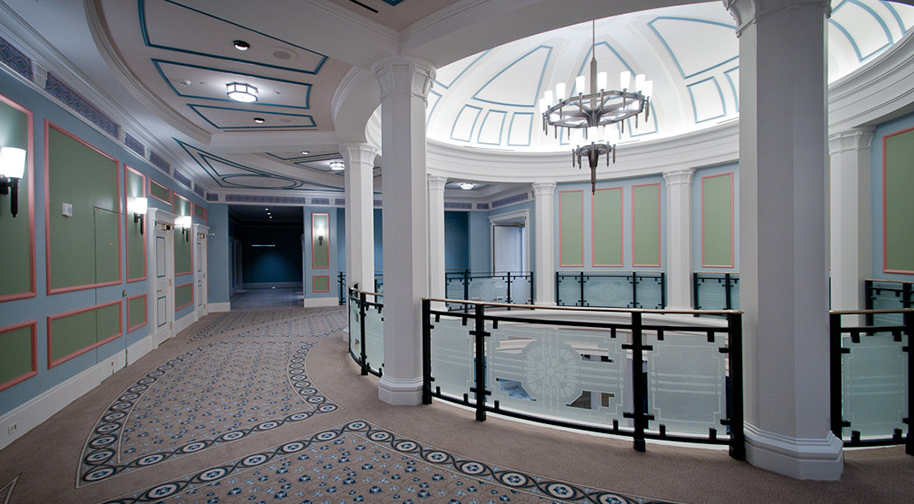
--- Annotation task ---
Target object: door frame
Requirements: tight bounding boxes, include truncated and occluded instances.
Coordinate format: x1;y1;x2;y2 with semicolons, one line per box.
193;224;209;320
147;208;176;347
489;209;530;274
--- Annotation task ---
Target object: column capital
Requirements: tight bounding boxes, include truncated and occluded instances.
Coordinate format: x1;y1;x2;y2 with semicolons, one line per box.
663;169;695;186
339;143;380;166
532;181;556;196
828;128;875;155
723;0;829;35
427;174;448;192
371;56;436;103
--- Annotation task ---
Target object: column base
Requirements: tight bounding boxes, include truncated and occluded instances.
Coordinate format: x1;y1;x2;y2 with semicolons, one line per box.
745;424;844;480
378;376;423;406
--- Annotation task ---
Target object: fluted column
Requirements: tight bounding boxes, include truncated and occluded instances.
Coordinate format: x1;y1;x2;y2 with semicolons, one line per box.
428;175;448;301
663;169;694;309
372;56;436;405
533;182;556;305
725;0;840;480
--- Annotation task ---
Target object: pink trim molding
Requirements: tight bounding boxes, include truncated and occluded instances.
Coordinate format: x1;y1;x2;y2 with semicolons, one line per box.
47;300;123;369
592;187;624;267
700;172;735;268
559;190;584;268
125;165;148;283
126;293;149;333
0;93;36;303
0;320;38;392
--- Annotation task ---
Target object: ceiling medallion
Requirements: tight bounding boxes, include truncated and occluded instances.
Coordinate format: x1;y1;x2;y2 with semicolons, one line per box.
540;21;653;193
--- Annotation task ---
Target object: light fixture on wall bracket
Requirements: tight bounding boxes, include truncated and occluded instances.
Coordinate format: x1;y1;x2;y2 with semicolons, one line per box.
0;147;26;217
226;82;258;102
316;227;325;246
539;20;652;193
329;160;345;171
176;215;192;241
130;196;148;235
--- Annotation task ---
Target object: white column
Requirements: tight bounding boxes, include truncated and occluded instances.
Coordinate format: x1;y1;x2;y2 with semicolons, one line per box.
428;175;448;301
828;129;874;313
663;169;695;310
341;143;379;294
725;0;840;480
372;56;436;405
533;182;556;305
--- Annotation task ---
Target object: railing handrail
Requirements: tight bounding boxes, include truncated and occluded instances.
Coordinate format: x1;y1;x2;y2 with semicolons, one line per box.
424;296;739;316
349;286;383;298
864;278;913;285
829;308;914;315
556;270;664;276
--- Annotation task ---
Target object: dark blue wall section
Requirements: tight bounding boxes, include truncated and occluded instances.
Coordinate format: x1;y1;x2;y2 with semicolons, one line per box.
445;211;469;271
239;224;303;284
374;209;383;274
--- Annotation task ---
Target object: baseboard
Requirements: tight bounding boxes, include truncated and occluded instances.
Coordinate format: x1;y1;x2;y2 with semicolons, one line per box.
152;327;171;347
173;312;195;335
208;302;231;313
745;423;844;480
126;333;155;366
303;297;339;308
378;376;423;406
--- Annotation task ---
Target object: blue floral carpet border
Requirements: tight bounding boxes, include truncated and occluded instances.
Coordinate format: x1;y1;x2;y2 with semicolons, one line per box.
78;342;338;487
100;420;682;504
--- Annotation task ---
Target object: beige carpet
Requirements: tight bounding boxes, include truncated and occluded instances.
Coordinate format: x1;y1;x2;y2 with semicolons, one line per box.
0;306;910;504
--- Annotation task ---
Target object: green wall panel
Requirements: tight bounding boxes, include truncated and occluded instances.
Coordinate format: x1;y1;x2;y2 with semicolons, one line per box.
0;326;33;386
559;191;584;266
175;284;193;310
47;125;119;291
173;196;190;216
194;203;206;219
175;233;192;274
632;184;660;267
313;275;330;292
149;180;170;203
128;296;147;329
96;303;121;342
0;99;32;299
702;173;734;267
49;302;122;365
126;169;145;280
593;188;623;266
884;129;914;273
312;213;329;269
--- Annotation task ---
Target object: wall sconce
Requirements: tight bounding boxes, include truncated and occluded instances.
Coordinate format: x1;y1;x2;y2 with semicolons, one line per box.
129;196;148;235
176;215;192;241
316;227;325;246
0;147;26;218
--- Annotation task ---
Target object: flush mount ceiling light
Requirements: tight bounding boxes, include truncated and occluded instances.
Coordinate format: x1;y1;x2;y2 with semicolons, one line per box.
301;150;309;155
329;161;345;171
253;117;265;124
459;182;474;190
227;82;258;102
233;40;250;51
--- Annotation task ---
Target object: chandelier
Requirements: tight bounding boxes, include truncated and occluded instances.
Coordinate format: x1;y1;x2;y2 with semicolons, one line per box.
539;21;653;192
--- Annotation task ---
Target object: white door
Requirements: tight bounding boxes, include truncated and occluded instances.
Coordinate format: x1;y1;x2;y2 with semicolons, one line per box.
153;223;175;343
195;231;206;317
493;225;525;274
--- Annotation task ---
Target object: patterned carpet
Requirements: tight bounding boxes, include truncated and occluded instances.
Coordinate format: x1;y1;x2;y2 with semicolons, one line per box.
231;289;304;309
99;420;677;504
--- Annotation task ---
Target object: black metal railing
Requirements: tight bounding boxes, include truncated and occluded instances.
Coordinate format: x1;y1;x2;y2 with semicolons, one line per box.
422;298;745;459
829;308;913;454
555;271;665;309
338;271;346;305
348;287;384;377
694;272;740;312
865;279;913;325
444;270;534;311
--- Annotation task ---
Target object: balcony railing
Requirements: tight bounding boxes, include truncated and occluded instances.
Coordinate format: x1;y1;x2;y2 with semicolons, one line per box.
348;288;384;377
829;308;913;454
865;279;913;325
693;272;740;312
445;270;533;311
556;271;665;309
422;298;745;458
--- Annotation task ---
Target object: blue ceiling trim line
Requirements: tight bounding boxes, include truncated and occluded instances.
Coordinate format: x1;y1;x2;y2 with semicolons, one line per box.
882;2;910;33
138;0;327;75
220;173;301;189
450;105;482;142
426;90;442;127
0;35;32;80
433;51;488;90
293;163;335;173
507;112;534;147
724;66;739;113
379;0;406;5
647;17;738;80
471;45;552;108
843;0;894;44
152;60;312;109
198;153;305;189
477;110;507;145
187;104;316;130
573;42;636;94
628;103;659;138
828;18;891;63
267;152;340;162
686;76;727;124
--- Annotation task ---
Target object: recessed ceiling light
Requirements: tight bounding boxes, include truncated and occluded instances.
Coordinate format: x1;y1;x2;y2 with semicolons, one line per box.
265;208;269;211
329;161;345;171
233;40;250;51
301;151;309;155
253;117;265;124
460;182;474;190
227;82;258;102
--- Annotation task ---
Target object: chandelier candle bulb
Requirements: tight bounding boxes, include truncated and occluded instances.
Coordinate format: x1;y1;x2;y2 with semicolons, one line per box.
635;74;646;92
576;75;586;95
556;82;566;101
620;71;631;90
598;71;608;92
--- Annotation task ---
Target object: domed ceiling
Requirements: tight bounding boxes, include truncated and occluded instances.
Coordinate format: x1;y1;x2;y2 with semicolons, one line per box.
426;0;914;152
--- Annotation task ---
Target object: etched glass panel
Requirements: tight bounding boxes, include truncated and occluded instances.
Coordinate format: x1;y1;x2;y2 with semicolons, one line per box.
556;275;581;306
467;277;508;303
487;323;629;429
364;302;384;374
509;275;533;305
584;275;633;308
636;275;665;309
645;330;728;437
429;314;474;399
349;296;362;362
841;331;908;439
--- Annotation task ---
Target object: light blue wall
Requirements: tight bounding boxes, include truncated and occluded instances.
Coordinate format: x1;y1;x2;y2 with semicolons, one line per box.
374;208;383;276
445;211;470;270
207;205;230;304
468;211;491;273
871;110;914;282
691;163;740;272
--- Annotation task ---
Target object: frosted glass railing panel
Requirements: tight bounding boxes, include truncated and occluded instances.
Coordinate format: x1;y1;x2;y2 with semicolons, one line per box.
731;282;740;309
583;276;632;307
841;332;908;439
635;275;664;309
349;297;362;359
429;316;475;399
510;278;532;305
694;274;739;311
363;304;384;374
872;287;905;325
487;324;630;428
644;331;729;437
468;277;508;303
556;276;582;306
